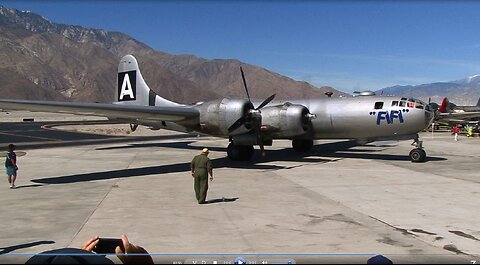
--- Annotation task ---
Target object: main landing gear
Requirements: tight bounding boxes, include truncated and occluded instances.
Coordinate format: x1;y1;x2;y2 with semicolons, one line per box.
292;139;313;152
410;135;427;163
227;143;254;161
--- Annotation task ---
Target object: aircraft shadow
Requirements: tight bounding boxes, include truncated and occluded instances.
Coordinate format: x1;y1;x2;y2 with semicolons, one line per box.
31;157;286;185
318;152;446;162
30;140;446;185
96;140;381;163
0;240;55;255
97;141;334;163
96;141;227;152
109;139;446;162
309;140;446;161
31;146;335;185
97;140;359;158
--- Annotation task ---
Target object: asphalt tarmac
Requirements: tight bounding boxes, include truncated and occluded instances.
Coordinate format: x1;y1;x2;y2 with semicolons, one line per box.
0;114;479;264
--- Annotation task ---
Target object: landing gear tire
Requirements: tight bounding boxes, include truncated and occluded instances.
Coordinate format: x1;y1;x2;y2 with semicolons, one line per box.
129;123;138;132
292;139;313;152
409;148;426;163
227;143;254;161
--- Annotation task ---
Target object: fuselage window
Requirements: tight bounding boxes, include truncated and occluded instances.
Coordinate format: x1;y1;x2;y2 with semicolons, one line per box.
374;102;384;109
391;101;399;106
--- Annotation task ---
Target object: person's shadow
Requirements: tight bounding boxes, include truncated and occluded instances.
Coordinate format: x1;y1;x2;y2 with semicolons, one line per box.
12;184;44;189
0;241;55;254
205;197;239;204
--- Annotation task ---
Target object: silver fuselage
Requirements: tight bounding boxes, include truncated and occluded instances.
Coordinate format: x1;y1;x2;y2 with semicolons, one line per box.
152;95;434;142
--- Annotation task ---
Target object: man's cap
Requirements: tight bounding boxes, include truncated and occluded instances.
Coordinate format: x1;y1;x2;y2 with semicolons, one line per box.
202;148;209;153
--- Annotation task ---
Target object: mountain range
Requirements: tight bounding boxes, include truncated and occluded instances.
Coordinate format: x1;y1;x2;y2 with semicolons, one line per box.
0;6;342;104
1;6;479;106
378;76;480;106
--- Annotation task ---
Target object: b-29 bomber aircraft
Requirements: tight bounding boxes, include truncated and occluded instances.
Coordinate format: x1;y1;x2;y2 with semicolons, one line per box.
0;55;435;162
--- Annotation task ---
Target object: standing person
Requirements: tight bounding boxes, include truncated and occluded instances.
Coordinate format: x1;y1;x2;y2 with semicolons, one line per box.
467;125;473;137
191;148;213;204
5;144;18;189
453;125;460;141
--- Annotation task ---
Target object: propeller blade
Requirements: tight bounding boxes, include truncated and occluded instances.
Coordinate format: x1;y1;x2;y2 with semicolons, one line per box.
256;94;276;110
240;66;251;103
228;116;248;133
259;140;266;157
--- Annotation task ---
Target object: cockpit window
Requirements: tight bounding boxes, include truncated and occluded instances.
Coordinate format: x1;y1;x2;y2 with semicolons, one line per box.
374;102;384;109
399;101;406;107
391;101;399;106
416;103;424;109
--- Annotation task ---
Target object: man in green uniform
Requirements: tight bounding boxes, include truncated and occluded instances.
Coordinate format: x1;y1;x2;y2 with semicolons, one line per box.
191;148;214;204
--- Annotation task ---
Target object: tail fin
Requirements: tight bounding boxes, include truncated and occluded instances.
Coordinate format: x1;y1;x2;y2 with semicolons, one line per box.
438;97;449;113
115;55;181;107
476;97;480;107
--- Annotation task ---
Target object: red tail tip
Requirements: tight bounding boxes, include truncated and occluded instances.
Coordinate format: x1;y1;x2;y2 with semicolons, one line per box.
438;97;449;113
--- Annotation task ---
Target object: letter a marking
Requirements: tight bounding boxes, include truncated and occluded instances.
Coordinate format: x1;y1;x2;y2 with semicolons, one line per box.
120;73;135;100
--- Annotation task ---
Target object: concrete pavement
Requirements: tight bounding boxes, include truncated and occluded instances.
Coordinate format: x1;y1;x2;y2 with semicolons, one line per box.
0;119;478;264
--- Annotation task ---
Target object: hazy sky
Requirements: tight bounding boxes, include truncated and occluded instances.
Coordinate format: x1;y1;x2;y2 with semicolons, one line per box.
3;1;480;93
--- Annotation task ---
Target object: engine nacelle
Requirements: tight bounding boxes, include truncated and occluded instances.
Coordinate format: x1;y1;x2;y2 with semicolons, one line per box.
260;103;314;138
195;98;253;136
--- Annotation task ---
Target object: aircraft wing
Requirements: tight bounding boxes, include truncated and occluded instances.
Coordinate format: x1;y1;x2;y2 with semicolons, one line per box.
0;99;199;122
437;111;480;121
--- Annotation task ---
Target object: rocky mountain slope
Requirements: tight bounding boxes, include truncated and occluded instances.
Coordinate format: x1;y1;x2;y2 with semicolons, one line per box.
0;6;341;104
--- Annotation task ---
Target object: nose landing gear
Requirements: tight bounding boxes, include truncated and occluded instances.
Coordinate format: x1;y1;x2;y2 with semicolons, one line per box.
410;148;426;162
410;135;427;163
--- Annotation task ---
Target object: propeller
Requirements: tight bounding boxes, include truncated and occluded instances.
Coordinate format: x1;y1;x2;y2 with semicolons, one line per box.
426;97;440;119
228;66;276;156
228;67;276;133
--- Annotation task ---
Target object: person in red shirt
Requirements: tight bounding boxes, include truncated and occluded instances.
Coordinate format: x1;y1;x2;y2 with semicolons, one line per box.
453;125;460;141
